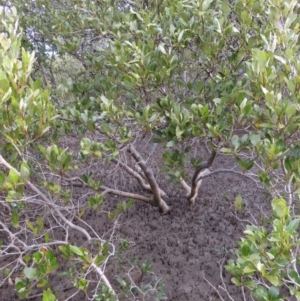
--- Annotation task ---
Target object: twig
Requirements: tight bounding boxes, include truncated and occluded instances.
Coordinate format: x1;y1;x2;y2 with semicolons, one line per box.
218;259;235;301
198;168;261;187
241;286;247;301
68;177;154;203
202;272;226;301
101;186;153;203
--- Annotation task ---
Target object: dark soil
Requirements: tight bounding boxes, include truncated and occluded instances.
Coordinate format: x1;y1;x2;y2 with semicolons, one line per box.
0;139;270;301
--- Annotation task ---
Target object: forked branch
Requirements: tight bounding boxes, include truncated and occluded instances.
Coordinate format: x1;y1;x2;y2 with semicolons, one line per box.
181;149;263;206
181;149;217;206
128;144;170;213
111;158;167;196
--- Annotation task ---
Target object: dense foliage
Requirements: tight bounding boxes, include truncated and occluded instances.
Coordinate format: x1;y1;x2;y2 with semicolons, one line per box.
1;0;300;300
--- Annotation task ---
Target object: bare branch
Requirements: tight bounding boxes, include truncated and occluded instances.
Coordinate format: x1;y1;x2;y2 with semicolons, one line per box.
218;259;236;301
187;149;217;206
198;168;261;187
67;177;155;204
0;154;118;298
111;158;167;196
180;179;190;195
202;273;226;301
91;262;116;293
181;159;262;207
0;201;11;214
128;144;170;213
101;185;154;203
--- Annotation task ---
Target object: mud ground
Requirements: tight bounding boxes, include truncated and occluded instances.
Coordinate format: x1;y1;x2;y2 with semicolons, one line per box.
0;140;270;301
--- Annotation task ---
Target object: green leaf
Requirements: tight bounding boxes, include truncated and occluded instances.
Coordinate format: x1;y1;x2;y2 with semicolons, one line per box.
267;286;280;299
166;140;177;148
271;199;287;218
24;267;37;280
8;169;19;185
20;163;30;181
244;279;257;289
4;268;11;276
178;30;185;42
234;195;244;211
69;245;84;257
250;134;261;147
243;265;257;273
253;285;268;301
231;135;239;148
202;0;213;10
2;87;12;102
255;50;269;66
256;262;264;273
126;199;134;209
286;104;297;119
75;278;88;291
274;55;286;65
265;274;280;286
231;277;241;286
58;245;71;259
288;269;300;285
220;148;232;154
240;242;250;256
0;71;9;91
0;173;5;185
94;255;105;265
35;218;44;234
12;211;19;228
236;157;254;171
116;277;127;288
26;221;35;232
158;44;166;54
44;232;50;243
37;278;48;288
43;288;56;301
286;219;300;233
15;278;30;299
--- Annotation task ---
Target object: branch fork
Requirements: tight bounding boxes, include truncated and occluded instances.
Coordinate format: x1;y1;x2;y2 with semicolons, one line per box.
181;149;217;206
128;144;170;213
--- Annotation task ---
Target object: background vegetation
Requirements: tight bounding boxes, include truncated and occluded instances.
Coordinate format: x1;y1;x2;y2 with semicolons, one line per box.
1;0;300;300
